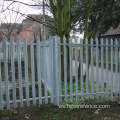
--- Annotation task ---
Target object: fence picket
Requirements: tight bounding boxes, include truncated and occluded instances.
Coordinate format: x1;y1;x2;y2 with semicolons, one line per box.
30;36;36;105
106;39;109;97
69;37;73;101
110;39;113;97
58;37;62;102
43;36;48;104
96;38;99;99
85;38;89;100
55;37;59;106
50;37;54;103
10;36;17;108
0;42;3;110
24;36;30;106
80;39;83;100
115;39;118;97
75;38;78;100
90;38;94;99
63;37;67;101
36;36;42;104
6;42;8;60
101;38;104;98
8;45;10;60
119;41;120;99
17;36;23;107
46;40;52;96
3;36;10;109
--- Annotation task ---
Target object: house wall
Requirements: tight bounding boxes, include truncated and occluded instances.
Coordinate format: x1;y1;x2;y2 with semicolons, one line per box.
18;28;36;43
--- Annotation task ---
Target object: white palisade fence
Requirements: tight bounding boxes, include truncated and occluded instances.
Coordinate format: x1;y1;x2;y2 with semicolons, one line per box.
0;35;120;110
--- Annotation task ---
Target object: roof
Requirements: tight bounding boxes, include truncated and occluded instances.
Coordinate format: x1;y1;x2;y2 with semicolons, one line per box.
101;25;120;36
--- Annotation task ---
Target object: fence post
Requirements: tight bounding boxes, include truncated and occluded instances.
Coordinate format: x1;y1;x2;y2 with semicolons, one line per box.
53;36;59;106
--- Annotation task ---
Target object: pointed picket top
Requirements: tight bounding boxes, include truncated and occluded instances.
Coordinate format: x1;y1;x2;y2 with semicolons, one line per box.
96;37;98;44
10;36;14;43
58;36;60;43
37;35;40;40
3;36;7;43
69;37;72;44
54;35;58;43
37;36;40;44
110;38;113;45
10;35;13;41
115;38;118;46
85;38;88;44
106;38;108;45
48;36;52;41
30;35;34;44
52;36;54;41
80;38;83;44
78;37;81;44
3;36;7;54
90;38;93;44
17;36;20;45
63;36;66;44
75;37;77;44
100;38;104;45
24;35;27;42
43;36;46;42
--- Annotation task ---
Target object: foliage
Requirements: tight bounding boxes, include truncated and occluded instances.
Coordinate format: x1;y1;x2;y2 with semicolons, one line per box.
77;0;120;40
0;111;8;117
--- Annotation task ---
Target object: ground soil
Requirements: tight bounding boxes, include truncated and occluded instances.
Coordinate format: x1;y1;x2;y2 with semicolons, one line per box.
0;98;120;120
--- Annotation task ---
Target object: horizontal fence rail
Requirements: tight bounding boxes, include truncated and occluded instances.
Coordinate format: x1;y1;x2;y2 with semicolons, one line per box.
0;35;120;110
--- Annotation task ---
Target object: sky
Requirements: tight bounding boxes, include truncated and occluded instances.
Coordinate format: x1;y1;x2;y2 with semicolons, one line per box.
0;0;84;38
0;0;43;23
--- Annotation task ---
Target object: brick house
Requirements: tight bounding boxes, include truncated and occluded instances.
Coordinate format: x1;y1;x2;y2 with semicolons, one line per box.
0;14;48;43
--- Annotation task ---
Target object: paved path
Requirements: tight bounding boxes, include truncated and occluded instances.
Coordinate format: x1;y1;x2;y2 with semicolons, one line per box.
72;60;120;91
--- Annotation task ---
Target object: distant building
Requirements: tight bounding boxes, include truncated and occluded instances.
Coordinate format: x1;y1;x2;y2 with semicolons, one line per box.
99;25;120;48
0;14;48;43
100;26;120;40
